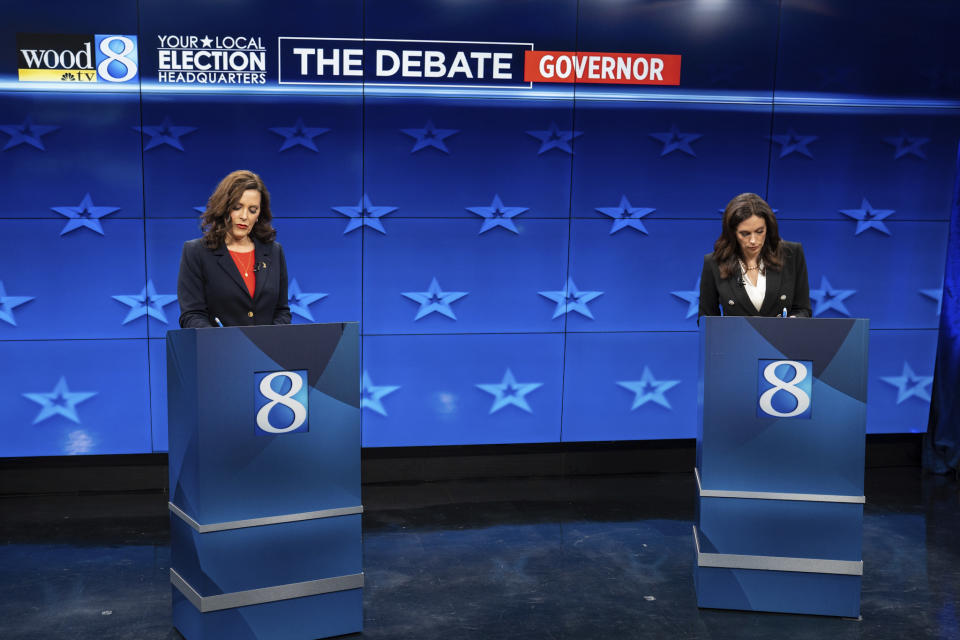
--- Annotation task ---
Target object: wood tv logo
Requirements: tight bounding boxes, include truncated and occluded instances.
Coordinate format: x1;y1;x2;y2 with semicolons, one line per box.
17;33;138;83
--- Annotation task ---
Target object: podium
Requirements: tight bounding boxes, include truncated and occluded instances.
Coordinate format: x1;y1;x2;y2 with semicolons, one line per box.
694;317;868;618
166;323;362;640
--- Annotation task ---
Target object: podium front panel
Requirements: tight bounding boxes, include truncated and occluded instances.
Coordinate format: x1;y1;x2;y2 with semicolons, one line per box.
167;322;362;640
695;317;868;618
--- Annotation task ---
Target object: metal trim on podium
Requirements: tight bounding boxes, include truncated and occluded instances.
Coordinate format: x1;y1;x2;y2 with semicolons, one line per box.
695;316;868;618
167;322;362;640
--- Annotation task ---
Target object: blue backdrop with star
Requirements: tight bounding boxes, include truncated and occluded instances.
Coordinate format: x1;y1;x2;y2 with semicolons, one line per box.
1;0;958;456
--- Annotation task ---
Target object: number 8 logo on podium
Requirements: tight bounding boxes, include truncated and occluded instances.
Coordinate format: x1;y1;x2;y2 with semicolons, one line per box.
757;359;813;419
254;370;310;435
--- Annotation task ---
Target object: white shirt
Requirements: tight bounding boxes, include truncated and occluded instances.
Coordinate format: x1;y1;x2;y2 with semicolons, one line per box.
741;263;766;311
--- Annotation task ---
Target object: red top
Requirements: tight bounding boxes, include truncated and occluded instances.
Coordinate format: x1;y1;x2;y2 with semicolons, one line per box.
228;249;256;298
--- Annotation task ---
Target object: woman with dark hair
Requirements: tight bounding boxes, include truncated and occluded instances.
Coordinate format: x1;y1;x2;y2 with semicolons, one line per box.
699;192;811;320
177;170;291;328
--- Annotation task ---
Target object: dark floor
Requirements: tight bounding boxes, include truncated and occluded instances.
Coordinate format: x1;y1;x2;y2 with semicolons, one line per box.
1;468;958;640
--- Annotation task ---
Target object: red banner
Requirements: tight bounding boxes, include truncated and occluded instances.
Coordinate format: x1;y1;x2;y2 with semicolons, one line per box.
524;50;681;86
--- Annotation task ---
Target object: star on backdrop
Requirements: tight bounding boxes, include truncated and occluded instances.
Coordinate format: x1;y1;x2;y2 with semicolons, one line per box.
268;117;329;152
538;277;603;319
617;366;681;410
810;276;856;316
649;124;701;157
361;370;400;416
193;206;206;214
595;195;655;234
402;277;468;320
134;116;198;151
467;194;529;234
920;286;943;315
51;193;120;236
839;198;894;235
476;368;543;414
670;277;700;319
769;128;818;159
23;377;97;425
287;278;328;321
112;280;177;324
526;121;582;155
401;119;458;153
0;116;59;151
883;132;929;160
333;194;398;234
0;280;34;326
881;362;933;404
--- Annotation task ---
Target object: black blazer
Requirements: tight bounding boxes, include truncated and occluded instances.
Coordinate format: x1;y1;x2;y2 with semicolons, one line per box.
698;240;812;321
177;237;291;328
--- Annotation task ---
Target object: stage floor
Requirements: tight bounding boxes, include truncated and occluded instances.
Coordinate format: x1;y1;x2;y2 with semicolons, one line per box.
1;467;957;639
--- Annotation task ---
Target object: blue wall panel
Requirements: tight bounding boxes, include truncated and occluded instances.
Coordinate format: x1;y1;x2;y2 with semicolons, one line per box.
562;331;697;442
867;330;939;435
0;220;147;340
0;339;151;457
570;105;774;220
362;333;564;447
362;219;569;334
0;93;143;219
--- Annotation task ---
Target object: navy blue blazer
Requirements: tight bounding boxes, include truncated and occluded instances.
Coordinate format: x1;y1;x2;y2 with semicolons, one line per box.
698;240;812;321
177;237;291;328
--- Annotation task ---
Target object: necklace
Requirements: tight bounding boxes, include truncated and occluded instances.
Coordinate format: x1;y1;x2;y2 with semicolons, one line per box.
738;259;763;275
232;250;254;277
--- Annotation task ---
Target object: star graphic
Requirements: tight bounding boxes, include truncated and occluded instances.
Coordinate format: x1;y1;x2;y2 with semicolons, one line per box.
526;121;582;155
0;116;59;151
881;362;933;404
649;124;701;157
670;277;700;319
332;194;397;234
112;280;177;324
268;117;329;152
23;377;97;425
200;36;213;48
51;193;121;236
401;119;458;153
839;198;894;236
476;368;543;414
287;278;328;321
0;280;35;326
769;128;818;159
402;277;468;320
361;370;400;417
920;286;943;315
538;277;603;319
595;195;655;234
617;366;681;410
134;116;198;151
810;276;856;317
883;132;929;160
467;194;529;234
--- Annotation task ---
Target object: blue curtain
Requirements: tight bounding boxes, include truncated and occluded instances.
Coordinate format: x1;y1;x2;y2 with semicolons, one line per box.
925;142;960;474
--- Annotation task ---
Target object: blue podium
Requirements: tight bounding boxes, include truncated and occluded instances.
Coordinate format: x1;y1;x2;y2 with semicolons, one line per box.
166;323;362;640
694;317;868;618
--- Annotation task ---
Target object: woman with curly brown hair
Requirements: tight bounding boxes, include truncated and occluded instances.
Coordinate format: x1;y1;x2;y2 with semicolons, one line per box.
698;192;811;321
177;170;291;328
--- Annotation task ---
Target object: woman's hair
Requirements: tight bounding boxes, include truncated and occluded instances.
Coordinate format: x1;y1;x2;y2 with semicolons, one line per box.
200;170;276;249
712;192;783;279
